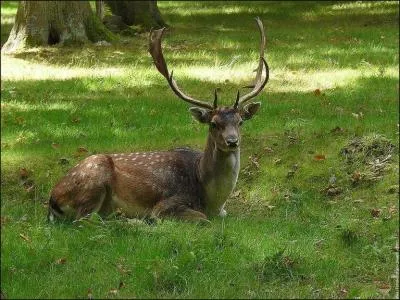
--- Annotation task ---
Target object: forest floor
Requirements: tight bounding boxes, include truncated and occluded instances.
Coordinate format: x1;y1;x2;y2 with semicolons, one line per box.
1;1;399;299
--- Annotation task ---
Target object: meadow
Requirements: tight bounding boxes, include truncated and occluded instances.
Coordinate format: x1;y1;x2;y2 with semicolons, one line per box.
1;1;399;298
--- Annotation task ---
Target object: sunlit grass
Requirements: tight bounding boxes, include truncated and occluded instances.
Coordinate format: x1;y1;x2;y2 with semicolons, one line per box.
3;52;397;94
330;1;398;12
1;1;399;299
1;56;124;80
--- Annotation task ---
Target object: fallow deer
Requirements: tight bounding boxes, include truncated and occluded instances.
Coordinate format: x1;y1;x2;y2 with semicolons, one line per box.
48;18;269;222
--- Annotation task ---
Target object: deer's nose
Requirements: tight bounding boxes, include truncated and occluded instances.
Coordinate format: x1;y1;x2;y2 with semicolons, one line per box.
226;136;239;148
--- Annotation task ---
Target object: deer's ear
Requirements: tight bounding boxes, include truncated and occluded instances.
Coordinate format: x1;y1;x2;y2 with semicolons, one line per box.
189;107;212;123
241;102;261;120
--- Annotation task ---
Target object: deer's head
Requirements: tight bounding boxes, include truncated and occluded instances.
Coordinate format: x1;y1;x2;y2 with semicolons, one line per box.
149;18;269;152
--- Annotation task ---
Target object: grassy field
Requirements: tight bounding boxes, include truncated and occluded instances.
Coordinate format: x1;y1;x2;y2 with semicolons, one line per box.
1;1;399;299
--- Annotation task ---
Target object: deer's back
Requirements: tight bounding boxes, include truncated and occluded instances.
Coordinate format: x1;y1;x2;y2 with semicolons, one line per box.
112;148;202;198
50;148;204;218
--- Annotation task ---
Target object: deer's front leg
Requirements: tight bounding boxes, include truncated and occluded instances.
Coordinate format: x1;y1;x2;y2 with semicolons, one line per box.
152;196;209;223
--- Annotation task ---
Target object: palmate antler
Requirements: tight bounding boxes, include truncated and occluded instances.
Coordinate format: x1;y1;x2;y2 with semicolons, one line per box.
149;28;216;110
233;17;269;109
149;17;269;110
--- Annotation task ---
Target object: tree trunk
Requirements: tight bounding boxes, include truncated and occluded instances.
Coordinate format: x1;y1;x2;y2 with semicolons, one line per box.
96;1;105;21
105;1;166;31
2;1;113;54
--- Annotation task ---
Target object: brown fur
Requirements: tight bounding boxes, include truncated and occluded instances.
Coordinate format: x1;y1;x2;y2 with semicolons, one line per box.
49;105;261;222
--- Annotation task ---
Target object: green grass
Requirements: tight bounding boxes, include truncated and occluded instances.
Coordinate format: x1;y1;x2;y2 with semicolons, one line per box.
1;1;399;298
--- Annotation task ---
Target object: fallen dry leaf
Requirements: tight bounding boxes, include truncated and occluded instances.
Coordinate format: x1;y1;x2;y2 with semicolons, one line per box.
74;147;89;157
19;233;31;242
51;143;60;149
321;184;342;196
313;89;321;96
351;112;363;119
249;155;260;169
351;171;361;184
326;187;342;196
116;263;131;275
87;288;93;299
264;147;274;153
339;287;348;297
314;154;326;161
22;179;35;193
376;282;390;289
374;281;391;295
371;208;381;218
77;147;88;153
330;126;344;134
109;288;118;295
19;167;29;179
55;258;67;265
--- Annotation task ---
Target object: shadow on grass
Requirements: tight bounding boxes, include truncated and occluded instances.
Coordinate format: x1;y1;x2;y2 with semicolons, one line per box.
2;1;398;70
2;76;398;148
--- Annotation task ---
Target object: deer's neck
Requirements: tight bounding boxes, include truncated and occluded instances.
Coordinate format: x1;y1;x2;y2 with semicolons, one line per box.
198;134;240;216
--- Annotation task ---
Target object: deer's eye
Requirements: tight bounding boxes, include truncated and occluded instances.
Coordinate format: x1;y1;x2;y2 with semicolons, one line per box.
210;121;217;129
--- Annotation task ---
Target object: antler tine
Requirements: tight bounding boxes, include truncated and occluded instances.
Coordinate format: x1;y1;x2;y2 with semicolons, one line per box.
213;89;218;109
233;90;240;109
149;28;214;110
236;17;270;107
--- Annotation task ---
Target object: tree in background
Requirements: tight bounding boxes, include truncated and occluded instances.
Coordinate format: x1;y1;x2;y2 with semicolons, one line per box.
105;1;166;31
2;1;113;53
